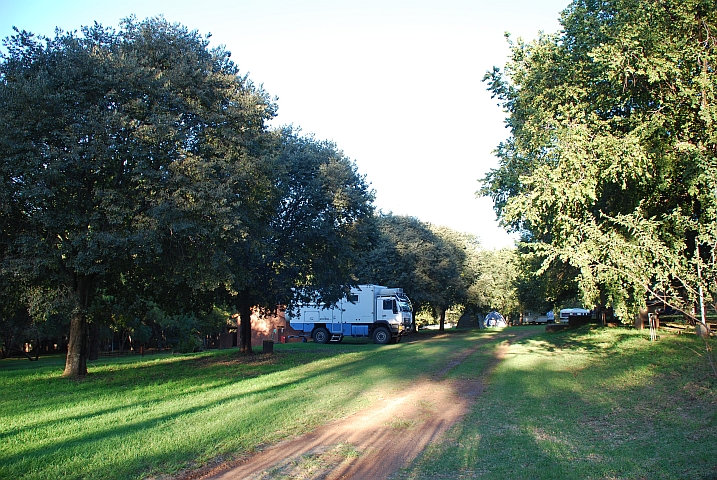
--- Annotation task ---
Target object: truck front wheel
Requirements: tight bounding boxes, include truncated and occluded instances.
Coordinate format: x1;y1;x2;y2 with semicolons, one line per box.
312;327;330;344
373;327;391;345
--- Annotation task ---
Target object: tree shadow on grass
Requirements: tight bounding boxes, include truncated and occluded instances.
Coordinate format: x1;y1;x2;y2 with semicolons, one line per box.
2;336;486;479
397;325;717;480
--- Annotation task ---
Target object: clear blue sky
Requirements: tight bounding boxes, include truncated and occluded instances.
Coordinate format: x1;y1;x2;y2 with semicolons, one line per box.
1;0;569;249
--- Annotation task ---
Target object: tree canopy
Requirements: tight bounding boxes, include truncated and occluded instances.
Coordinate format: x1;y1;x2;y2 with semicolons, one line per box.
228;127;375;353
481;0;717;321
0;17;375;373
466;247;520;320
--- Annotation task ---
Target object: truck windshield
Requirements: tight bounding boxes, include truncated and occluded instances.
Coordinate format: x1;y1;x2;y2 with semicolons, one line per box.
396;293;412;312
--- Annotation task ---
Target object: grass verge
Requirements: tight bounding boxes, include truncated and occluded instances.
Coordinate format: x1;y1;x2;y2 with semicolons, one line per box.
394;326;717;480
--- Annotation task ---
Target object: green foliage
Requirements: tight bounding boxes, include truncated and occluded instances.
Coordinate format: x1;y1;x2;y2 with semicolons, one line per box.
227;126;376;352
1;18;274;290
145;305;227;352
0;17;375;366
1;282;72;358
513;241;581;314
173;334;202;354
355;215;474;323
239;126;375;308
466;248;521;319
481;0;717;319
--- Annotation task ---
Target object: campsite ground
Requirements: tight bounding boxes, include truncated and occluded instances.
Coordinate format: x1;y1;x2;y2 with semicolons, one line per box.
2;326;715;479
188;328;539;480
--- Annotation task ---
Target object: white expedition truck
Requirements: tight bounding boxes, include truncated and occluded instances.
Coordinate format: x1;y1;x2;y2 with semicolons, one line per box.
287;285;413;344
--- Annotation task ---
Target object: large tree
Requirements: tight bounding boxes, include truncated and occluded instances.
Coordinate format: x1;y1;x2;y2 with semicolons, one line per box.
481;0;717;323
0;18;276;376
228;127;376;353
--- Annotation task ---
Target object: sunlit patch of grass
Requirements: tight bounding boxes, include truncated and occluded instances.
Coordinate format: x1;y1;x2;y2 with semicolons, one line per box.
395;326;717;480
385;418;418;430
336;441;362;460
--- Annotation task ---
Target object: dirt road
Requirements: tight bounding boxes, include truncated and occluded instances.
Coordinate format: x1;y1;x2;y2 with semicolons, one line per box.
187;328;536;480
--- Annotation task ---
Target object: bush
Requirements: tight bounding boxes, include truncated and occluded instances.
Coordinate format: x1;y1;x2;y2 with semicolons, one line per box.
174;334;203;354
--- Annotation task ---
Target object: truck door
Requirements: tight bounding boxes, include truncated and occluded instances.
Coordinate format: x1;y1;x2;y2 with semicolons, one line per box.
327;306;343;334
377;297;397;320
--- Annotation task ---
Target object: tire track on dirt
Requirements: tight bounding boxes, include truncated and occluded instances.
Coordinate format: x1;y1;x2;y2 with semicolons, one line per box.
185;328;538;480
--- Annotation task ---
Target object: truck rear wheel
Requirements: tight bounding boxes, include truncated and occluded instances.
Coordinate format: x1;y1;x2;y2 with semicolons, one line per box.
312;327;330;344
373;327;391;345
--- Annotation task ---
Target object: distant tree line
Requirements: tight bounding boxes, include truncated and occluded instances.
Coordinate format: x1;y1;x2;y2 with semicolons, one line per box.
354;214;520;329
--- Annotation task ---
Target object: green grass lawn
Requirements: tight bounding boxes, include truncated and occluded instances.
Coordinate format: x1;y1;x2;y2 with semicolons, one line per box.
1;326;715;479
0;330;501;480
395;327;717;480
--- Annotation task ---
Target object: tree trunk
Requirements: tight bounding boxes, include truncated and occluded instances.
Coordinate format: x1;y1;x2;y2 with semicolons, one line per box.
2;325;15;358
63;310;88;377
438;307;446;332
62;275;92;378
594;304;605;327
33;328;40;361
410;301;420;332
238;290;253;354
634;308;648;330
119;332;128;354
